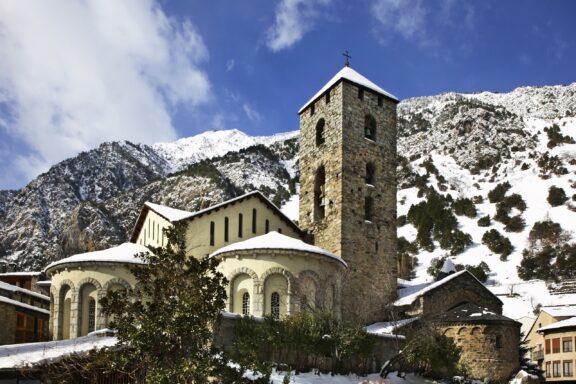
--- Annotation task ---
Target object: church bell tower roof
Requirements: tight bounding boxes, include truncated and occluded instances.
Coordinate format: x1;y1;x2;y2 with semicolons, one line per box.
298;66;398;114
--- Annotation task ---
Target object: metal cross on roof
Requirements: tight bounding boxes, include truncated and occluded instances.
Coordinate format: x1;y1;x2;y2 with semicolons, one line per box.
343;50;351;67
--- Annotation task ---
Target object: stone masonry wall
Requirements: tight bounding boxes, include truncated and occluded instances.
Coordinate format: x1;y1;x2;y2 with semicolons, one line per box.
0;301;16;345
441;322;520;381
421;273;503;317
299;78;398;324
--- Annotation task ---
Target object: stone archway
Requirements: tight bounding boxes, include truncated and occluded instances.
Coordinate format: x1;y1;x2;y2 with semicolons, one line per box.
261;267;295;318
227;267;260;316
77;278;102;337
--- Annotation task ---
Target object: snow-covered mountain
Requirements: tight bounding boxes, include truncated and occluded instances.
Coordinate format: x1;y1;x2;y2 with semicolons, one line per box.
1;82;575;322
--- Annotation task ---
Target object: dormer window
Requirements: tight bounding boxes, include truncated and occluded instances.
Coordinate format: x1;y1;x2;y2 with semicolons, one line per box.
316;118;325;146
364;114;376;140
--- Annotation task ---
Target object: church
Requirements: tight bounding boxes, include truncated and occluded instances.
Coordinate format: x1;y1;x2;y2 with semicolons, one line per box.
45;64;399;337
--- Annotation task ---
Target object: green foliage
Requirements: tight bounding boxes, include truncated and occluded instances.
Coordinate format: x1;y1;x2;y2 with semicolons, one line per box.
477;215;491;227
457;262;491;283
487;182;511;203
548;186;568;206
398;237;418;279
482;229;513;260
397;215;407;227
230;312;376;376
493;192;526;233
529;220;565;248
394;326;464;379
426;257;447;279
504;215;526;233
500;193;527;212
517;245;576;281
99;224;234;383
537;152;568;175
421;157;438;175
452;197;477;218
407;190;472;255
545;124;575;148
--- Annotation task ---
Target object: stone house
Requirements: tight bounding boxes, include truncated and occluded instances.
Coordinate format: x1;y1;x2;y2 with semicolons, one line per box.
394;269;520;381
0;280;50;345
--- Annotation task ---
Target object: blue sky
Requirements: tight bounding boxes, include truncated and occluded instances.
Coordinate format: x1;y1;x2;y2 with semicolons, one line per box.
0;0;575;190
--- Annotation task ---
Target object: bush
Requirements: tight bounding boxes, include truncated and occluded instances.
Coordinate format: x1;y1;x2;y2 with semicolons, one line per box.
517;245;576;281
488;182;511;203
500;193;527;212
452;197;477;218
482;229;514;260
504;215;526;233
529;220;565;248
545;123;576;148
463;262;491;282
477;215;491;227
397;215;407;227
548;186;568;206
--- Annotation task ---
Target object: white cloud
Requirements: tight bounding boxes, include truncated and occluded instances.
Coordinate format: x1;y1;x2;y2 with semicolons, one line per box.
0;0;211;187
266;0;332;52
242;104;262;122
372;0;428;43
227;59;236;72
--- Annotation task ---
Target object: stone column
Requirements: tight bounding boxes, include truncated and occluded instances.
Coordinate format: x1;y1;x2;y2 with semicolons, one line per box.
70;290;80;339
52;290;61;341
253;283;264;316
96;290;108;330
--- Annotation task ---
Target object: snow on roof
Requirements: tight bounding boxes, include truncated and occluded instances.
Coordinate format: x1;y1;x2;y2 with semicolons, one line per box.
0;272;41;277
365;317;419;336
44;243;150;273
298;66;398;113
542;305;576;318
144;201;194;221
0;296;50;315
394;270;470;307
539;316;576;332
210;231;347;267
440;258;456;274
0;281;50;301
0;333;117;369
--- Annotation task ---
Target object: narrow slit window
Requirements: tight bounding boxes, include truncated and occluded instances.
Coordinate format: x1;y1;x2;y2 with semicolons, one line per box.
271;292;280;320
325;91;330;104
378;95;383;107
252;209;257;234
364;114;376;140
87;298;96;333
238;213;243;238
316;118;325;146
358;87;364;100
242;292;250;315
210;221;215;246
310;103;315;115
314;166;326;221
366;162;375;185
224;217;229;242
365;196;374;221
265;219;270;234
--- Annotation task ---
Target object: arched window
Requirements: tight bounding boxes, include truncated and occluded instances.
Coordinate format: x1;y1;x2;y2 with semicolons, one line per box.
271;292;280;320
88;298;96;333
366;162;375;185
242;292;250;315
314;166;326;221
316;118;325;146
365;196;374;221
364;114;376;140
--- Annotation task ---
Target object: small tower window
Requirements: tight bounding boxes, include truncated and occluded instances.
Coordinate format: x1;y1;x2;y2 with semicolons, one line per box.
314;166;326;221
365;196;374;221
366;162;375;185
358;87;364;100
252;209;257;234
265;219;270;234
316;118;325;146
242;292;250;315
224;217;229;242
364;114;376;140
210;221;215;246
87;298;96;333
378;95;383;107
271;292;280;320
495;335;503;349
310;103;315;116
325;91;330;104
238;213;243;238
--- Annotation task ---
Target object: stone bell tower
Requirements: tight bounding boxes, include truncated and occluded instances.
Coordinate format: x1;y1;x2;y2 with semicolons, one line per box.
298;64;398;324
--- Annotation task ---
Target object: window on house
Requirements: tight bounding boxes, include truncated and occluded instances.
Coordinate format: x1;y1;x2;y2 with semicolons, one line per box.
210;221;215;246
546;362;551;378
88;298;96;333
495;335;503;349
143;229;146;245
265;219;270;234
271;292;280;320
325;91;330;104
310;103;315;116
365;196;374;221
366;162;375;185
553;338;561;353
553;361;561;377
252;209;257;234
314;166;326;221
546;339;551;354
316;118;325;146
564;361;573;377
152;220;155;240
378;95;383;107
364;114;376;140
278;228;282;234
358;87;364;100
563;337;573;352
224;217;229;242
242;292;250;316
238;213;243;238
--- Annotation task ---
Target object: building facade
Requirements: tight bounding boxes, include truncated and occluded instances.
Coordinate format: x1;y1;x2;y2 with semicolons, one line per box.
538;317;576;382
